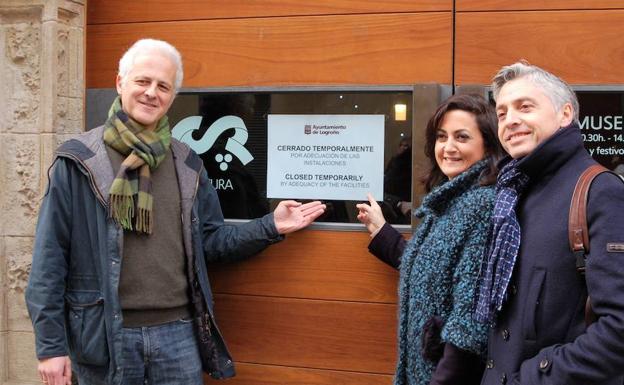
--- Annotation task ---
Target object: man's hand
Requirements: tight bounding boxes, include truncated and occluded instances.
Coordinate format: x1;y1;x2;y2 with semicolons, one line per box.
38;356;72;385
274;200;326;234
356;193;386;237
398;200;412;216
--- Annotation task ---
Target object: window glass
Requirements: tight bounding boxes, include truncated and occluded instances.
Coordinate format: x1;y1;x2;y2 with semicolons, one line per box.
167;91;413;224
576;90;624;177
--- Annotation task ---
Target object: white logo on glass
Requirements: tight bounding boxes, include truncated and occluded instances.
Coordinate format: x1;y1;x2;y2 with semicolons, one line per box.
171;116;254;171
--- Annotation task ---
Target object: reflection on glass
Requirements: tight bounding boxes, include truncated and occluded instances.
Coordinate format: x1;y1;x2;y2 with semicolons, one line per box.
167;91;413;224
382;136;412;224
394;103;407;121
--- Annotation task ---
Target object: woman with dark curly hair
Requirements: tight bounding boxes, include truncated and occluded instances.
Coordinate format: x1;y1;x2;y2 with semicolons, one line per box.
357;94;503;385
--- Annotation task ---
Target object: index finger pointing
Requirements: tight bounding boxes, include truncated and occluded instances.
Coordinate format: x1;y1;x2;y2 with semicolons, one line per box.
367;193;380;208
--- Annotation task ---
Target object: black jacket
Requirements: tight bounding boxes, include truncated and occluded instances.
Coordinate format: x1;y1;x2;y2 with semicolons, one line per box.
482;125;624;385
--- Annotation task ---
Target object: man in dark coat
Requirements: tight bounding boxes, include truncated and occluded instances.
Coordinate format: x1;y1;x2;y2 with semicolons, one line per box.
475;61;624;385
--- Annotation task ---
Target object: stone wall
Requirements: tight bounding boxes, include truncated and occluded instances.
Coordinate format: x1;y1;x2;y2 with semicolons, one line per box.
0;1;84;384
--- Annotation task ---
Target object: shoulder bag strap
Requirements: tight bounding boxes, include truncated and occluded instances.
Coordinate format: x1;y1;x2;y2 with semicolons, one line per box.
568;164;610;273
568;163;609;325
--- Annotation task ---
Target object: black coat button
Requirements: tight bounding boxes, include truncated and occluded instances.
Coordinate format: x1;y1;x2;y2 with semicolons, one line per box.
486;359;494;369
500;373;507;384
502;329;510;341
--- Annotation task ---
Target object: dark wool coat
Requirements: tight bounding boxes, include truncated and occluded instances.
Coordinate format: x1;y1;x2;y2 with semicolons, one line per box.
370;160;494;385
481;125;624;385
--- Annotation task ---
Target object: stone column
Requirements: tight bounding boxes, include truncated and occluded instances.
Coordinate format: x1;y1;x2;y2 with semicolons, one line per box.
0;1;84;384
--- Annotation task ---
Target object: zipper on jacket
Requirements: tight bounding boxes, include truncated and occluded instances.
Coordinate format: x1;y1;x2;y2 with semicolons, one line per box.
186;167;213;340
192;168;201;204
181;168;200;228
204;312;212;336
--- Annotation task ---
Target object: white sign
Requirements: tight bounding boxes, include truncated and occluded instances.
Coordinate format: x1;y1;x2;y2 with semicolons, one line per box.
267;114;384;200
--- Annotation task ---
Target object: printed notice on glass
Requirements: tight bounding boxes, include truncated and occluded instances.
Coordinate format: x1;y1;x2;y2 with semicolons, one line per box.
267;114;384;200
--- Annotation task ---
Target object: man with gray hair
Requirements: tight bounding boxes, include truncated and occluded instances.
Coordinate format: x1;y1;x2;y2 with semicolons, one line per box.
474;61;624;384
25;38;325;385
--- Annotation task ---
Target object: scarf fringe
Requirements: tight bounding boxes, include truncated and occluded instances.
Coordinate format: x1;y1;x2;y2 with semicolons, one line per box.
135;208;152;235
110;194;135;231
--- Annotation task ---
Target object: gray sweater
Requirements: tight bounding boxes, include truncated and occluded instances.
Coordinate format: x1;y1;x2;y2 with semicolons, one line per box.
107;147;191;327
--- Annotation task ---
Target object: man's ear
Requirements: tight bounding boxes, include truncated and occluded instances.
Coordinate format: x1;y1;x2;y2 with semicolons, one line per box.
115;75;123;94
559;102;574;127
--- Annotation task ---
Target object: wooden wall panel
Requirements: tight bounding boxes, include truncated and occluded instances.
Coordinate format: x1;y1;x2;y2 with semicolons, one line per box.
88;0;451;24
457;0;624;11
205;362;392;385
455;10;624;85
86;2;624;384
208;230;399;303
86;13;452;88
211;294;397;374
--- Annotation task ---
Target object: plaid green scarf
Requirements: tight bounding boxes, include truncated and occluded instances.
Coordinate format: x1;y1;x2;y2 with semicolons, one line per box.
103;97;171;234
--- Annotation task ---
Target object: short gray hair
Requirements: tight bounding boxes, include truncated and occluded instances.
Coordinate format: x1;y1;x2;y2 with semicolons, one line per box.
118;38;183;93
491;60;579;123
